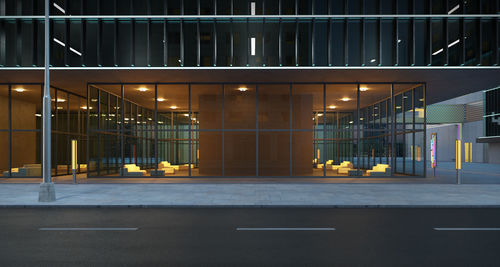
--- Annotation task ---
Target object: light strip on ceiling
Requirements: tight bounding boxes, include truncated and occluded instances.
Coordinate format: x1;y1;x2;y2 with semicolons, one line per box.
250;37;256;56
53;38;83;56
448;4;460;15
53;3;66;14
432;39;460;55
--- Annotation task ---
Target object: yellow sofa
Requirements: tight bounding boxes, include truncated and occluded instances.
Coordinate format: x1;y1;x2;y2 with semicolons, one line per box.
331;161;353;171
122;164;146;176
366;164;391;176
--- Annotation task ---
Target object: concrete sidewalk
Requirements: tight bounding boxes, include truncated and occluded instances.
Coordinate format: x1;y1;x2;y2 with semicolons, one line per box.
1;184;500;207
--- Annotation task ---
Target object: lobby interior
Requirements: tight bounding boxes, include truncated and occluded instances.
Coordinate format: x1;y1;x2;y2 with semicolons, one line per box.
0;68;499;179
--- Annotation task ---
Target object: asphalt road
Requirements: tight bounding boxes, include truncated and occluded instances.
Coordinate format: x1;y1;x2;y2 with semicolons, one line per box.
1;208;500;266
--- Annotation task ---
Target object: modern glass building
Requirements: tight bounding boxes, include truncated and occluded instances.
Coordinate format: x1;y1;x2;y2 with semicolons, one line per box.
0;0;499;178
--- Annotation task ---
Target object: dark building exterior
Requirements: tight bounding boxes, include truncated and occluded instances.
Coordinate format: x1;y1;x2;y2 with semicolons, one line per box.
0;0;499;179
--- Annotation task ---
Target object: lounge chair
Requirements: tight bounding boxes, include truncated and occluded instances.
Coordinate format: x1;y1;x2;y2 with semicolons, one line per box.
122;164;146;177
366;164;391;176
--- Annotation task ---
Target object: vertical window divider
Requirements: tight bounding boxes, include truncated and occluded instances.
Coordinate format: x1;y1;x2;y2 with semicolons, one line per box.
444;17;449;66
311;18;315;66
82;19;86;66
378;18;382;66
411;20;416;66
188;84;191;177
120;84;124;175
0;20;5;67
230;18;233;66
86;84;90;177
164;19;168;66
247;17;250;66
356;83;360;174
131;18;135;66
477;17;482;65
54;88;59;176
390;83;395;176
222;84;225;176
7;84;11;177
323;83;326;177
327;18;331;66
295;18;298;66
412;88;416;175
262;18;265;66
394;18;399;66
361;18;365;66
255;84;259;177
428;17;432;65
344;18;348;66
15;19;21;66
289;83;292;176
147;18;151;67
97;19;102;67
154;83;158;172
114;19;118;66
32;19;37;66
279;18;282;66
423;83;427;177
197;19;200;66
213;19;217;66
180;19;184;66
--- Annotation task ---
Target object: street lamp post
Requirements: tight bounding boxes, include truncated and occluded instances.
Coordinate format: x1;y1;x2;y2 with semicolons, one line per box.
39;0;56;202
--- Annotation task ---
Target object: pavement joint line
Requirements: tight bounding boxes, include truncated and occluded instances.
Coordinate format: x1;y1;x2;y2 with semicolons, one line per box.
236;227;336;231
38;227;139;231
433;228;500;231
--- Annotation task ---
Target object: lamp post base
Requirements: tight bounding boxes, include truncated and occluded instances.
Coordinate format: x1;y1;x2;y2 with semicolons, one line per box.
38;183;56;202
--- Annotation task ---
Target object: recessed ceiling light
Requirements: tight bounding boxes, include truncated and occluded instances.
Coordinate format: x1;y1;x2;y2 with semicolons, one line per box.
396;106;402;109
138;87;148;92
14;88;26;92
170;105;178;109
341;97;350;102
157;98;166;102
360;87;368;91
237;87;248;92
56;98;66;102
360;118;364;121
349;121;354;124
183;114;189;117
370;59;376;63
328;105;336;109
317;113;323;116
57;106;63;110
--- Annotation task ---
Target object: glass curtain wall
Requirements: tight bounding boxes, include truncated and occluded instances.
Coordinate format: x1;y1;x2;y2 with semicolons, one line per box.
1;83;86;178
1;6;499;67
88;82;426;178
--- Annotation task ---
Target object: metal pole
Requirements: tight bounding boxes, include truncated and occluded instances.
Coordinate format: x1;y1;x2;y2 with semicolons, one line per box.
39;0;56;202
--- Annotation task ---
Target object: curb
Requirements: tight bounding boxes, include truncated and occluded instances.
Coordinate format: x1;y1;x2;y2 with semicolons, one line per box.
2;204;500;208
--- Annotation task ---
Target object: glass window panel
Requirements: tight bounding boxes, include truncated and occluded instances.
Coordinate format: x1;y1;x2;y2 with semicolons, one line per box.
84;19;98;66
52;19;65;66
293;84;324;130
184;0;198;15
200;0;214;15
381;19;394;66
233;19;248;66
281;0;295;15
313;19;328;66
313;0;329;15
56;91;68;132
258;84;290;129
398;19;410;66
167;20;181;66
20;20;34;67
259;131;290;176
224;84;256;129
365;19;379;66
414;19;428;66
0;131;9;176
465;19;479;65
331;20;345;66
68;20;83;66
200;20;214;66
264;19;279;66
431;19;445;65
183;20;197;67
11;131;41;177
481;19;495;65
248;19;263;66
167;0;182;15
117;0;132;15
347;20;361;66
265;0;280;14
150;0;166;15
331;0;345;15
0;86;9;129
448;19;461;66
298;0;311;15
298;20;311;66
150;20;164;67
292;131;319;176
157;84;189;131
224;131;256;176
157;130;189;176
216;19;231;66
134;20;148;66
282;19;296;66
117;20;132;67
101;20;116;66
191;84;223;130
11;84;41;130
365;0;379;14
348;0;362;14
193;131;222;176
216;0;232;15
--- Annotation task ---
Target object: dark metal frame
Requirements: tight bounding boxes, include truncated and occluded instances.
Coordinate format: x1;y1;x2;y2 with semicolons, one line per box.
86;81;426;179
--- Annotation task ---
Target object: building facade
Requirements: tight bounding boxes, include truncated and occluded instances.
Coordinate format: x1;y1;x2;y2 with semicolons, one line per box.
0;0;499;178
